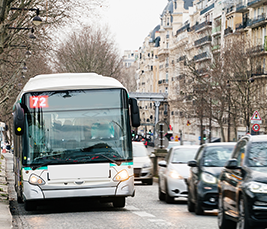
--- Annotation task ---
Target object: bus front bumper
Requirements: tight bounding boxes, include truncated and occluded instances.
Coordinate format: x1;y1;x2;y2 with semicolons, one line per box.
23;176;135;200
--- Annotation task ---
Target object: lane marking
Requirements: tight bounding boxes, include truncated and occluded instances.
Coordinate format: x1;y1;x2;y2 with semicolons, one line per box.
132;211;155;217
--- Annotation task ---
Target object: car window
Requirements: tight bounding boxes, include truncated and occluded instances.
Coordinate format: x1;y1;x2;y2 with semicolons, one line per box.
171;148;198;163
248;142;267;167
132;144;148;157
167;142;180;150
203;145;234;167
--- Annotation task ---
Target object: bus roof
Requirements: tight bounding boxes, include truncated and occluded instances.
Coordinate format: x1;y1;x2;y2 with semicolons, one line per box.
19;73;126;95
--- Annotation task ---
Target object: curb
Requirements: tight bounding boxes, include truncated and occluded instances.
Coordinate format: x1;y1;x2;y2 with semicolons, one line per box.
0;153;13;228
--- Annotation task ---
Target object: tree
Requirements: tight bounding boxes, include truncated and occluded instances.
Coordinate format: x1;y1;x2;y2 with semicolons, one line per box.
54;25;123;79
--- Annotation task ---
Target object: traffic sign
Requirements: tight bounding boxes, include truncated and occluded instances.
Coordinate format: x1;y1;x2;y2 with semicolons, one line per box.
155;121;168;135
251;111;262;124
252;124;260;132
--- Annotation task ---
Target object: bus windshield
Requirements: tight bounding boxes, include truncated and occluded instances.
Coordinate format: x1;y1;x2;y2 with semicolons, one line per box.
21;89;132;166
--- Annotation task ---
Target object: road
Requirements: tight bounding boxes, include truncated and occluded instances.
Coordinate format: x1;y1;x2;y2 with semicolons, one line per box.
6;153;218;229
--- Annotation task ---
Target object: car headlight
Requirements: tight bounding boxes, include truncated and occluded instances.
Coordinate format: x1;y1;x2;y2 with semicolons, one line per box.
201;172;217;184
113;169;130;182
143;161;152;169
248;181;267;193
169;170;183;179
29;174;45;185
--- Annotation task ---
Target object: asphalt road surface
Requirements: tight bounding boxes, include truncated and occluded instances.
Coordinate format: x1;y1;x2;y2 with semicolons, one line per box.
6;153;218;229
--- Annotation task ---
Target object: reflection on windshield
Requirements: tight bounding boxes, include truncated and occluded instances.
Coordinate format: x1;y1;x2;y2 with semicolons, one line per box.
171;148;198;163
203;146;234;167
23;89;131;165
249;142;267;167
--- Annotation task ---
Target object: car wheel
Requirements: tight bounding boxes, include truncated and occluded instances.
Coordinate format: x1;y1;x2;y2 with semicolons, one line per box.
218;194;236;229
187;191;195;212
165;183;174;204
237;196;250;229
24;200;37;211
158;180;165;201
113;197;125;208
195;194;204;215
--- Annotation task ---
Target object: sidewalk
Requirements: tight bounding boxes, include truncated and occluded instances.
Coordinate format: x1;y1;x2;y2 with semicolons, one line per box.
0;151;13;228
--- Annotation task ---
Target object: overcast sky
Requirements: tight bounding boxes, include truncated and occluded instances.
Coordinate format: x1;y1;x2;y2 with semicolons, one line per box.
97;0;168;55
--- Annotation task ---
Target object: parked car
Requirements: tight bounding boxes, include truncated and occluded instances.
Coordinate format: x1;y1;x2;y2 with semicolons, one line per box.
186;142;236;215
132;141;154;185
158;145;200;203
218;135;267;229
166;141;181;152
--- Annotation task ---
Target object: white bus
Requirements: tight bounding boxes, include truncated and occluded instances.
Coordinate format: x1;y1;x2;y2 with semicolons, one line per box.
13;73;140;211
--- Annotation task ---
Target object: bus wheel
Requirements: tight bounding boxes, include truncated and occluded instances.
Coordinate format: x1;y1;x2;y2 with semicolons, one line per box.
24;200;37;211
113;197;125;208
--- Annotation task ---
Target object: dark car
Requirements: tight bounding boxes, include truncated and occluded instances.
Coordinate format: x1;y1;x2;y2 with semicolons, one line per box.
186;142;236;215
218;135;267;229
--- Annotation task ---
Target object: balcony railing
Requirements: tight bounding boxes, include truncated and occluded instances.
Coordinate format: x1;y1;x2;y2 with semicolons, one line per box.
193;52;210;61
194;35;212;46
195;21;212;32
224;27;233;35
248;0;262;6
176;24;190;36
247;44;265;54
236;2;248;12
249;13;266;27
235;22;249;30
200;3;214;15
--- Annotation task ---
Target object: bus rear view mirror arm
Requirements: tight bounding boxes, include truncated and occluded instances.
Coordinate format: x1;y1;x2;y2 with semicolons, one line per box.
129;98;140;127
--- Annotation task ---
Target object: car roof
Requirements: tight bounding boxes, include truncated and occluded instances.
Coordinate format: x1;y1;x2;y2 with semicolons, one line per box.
203;142;236;147
171;145;200;149
247;135;267;142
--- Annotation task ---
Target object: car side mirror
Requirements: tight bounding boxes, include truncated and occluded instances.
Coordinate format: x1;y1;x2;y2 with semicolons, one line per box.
188;160;197;167
225;159;239;169
158;160;167;167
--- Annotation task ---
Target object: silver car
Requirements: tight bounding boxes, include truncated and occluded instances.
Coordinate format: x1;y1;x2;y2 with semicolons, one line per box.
132;142;154;185
158;145;200;203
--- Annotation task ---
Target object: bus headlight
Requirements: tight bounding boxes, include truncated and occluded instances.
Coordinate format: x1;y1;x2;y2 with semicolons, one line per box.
29;174;45;185
114;169;129;182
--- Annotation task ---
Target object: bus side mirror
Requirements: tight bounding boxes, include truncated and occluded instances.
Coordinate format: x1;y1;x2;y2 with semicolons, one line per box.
129;98;140;127
13;103;24;135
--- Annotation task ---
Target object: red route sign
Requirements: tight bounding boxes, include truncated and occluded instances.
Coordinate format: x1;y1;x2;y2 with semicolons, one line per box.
252;124;260;132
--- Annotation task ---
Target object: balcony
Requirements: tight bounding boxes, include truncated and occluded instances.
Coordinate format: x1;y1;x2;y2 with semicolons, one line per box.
193;52;211;62
195;21;212;32
224;27;233;36
176;24;190;36
236;2;248;13
200;3;214;15
248;13;267;28
247;0;267;8
212;25;221;36
194;35;212;47
196;68;208;76
177;55;186;62
235;22;249;31
247;44;265;54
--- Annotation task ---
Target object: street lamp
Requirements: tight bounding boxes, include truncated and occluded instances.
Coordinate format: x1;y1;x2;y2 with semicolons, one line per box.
10;8;42;26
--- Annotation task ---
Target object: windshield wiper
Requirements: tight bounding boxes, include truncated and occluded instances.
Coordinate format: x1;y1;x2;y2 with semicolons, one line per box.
93;153;121;166
30;159;57;170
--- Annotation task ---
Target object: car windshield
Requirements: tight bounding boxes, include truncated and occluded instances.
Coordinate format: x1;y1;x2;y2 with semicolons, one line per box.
203;145;234;167
132;143;148;157
171;147;199;163
248;142;267;167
